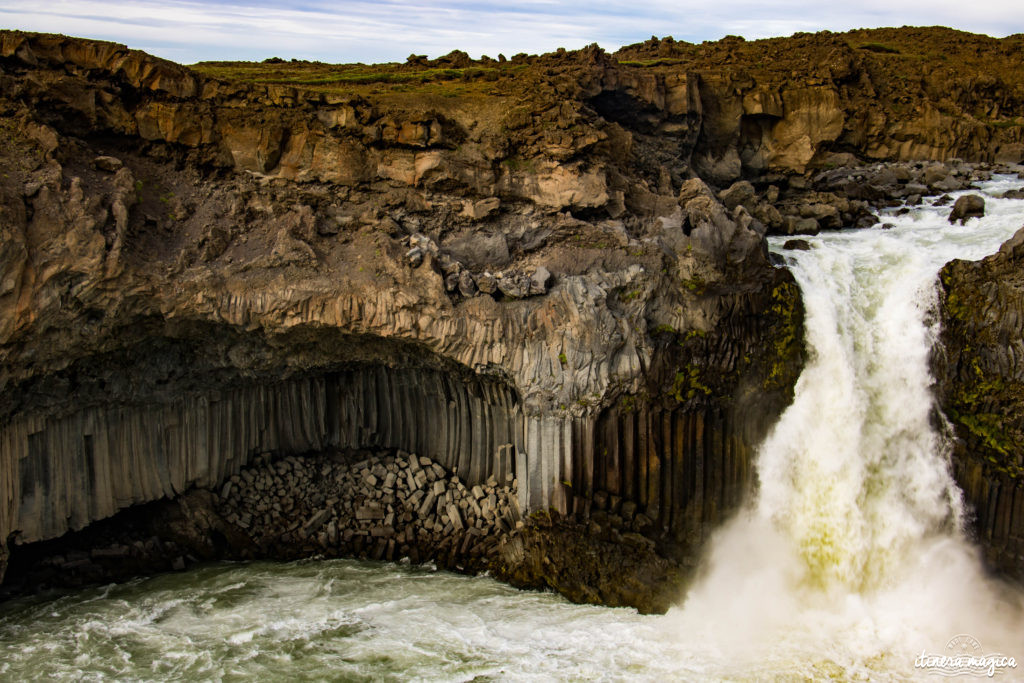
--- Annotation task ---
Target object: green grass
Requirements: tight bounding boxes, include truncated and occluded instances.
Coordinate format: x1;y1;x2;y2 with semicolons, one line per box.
616;58;683;67
191;61;527;97
260;67;497;86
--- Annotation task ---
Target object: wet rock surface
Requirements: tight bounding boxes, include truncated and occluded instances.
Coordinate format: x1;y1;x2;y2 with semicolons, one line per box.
1;448;686;613
935;228;1024;581
2;26;1024;603
948;194;986;224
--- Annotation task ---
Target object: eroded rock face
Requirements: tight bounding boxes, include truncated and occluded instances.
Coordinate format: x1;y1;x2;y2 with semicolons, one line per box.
935;228;1024;580
5;26;1021;602
0;32;809;598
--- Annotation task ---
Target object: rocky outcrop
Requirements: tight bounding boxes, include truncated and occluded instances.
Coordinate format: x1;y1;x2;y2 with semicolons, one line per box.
0;31;809;603
6;25;1020;604
1;446;682;613
949;195;986;224
4;365;519;544
935;228;1024;580
616;28;1024;180
2;448;521;591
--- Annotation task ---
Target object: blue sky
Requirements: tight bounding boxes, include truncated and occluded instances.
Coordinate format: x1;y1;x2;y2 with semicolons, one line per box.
1;0;1022;64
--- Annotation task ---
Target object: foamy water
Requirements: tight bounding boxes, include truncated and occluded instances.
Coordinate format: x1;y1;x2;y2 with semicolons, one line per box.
668;176;1024;679
2;178;1023;680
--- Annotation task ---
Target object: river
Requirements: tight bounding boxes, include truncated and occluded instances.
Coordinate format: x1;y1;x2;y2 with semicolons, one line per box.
2;177;1023;680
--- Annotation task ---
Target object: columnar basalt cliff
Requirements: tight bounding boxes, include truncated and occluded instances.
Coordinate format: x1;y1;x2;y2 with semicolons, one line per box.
936;229;1024;580
1;27;1023;604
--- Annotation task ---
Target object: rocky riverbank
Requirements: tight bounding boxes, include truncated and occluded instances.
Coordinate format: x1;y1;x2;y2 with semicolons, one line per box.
1;448;682;613
1;26;1024;606
216;450;522;567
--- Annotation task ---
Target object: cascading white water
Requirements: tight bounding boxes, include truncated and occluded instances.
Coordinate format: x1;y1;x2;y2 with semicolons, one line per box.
1;178;1023;680
667;176;1024;677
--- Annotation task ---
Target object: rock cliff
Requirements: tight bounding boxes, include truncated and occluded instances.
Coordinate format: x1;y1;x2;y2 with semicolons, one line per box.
1;26;1022;604
936;229;1024;580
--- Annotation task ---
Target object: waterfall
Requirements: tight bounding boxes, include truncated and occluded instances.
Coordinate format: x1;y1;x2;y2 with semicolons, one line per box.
2;180;1023;679
666;178;1024;676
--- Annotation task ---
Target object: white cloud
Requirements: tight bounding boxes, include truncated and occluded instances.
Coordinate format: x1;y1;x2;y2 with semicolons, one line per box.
0;0;1021;64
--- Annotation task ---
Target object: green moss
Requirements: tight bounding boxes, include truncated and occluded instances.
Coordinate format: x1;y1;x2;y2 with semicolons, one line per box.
194;62;501;89
945;356;1022;478
680;275;705;293
502;156;538;173
763;280;803;391
953;411;1014;456
943;289;974;322
558;352;568;366
673;365;712;402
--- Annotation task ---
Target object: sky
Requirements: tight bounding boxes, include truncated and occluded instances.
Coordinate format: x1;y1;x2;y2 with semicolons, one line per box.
1;0;1022;65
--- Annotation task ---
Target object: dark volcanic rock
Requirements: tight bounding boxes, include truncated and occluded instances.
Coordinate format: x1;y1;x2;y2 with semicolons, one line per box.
0;31;806;605
935;227;1024;581
492;512;686;615
948;195;986;224
2;448;690;614
6;24;1024;602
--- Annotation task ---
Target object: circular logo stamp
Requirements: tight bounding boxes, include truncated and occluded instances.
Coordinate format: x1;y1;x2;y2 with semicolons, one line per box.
946;634;983;655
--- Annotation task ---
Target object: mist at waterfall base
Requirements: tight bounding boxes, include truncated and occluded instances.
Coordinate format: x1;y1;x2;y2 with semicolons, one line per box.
2;180;1024;680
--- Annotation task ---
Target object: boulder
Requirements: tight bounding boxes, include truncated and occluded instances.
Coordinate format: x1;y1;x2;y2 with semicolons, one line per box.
93;155;124;172
932;176;966;193
458;271;478;297
753;202;784;231
476;271;498;295
718;180;756;211
948;194;985;224
783;216;821;235
445;232;509;269
529;266;552;295
800;202;841;228
922;163;950;187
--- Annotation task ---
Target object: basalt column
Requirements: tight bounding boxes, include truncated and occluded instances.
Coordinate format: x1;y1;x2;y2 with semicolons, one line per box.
0;363;521;571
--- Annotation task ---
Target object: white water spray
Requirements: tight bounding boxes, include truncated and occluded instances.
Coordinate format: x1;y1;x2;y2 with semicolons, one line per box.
2;180;1024;680
668;178;1024;677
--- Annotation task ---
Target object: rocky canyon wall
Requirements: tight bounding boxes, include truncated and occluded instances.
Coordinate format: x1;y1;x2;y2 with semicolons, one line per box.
936;230;1024;580
1;26;1022;593
3;365;522;545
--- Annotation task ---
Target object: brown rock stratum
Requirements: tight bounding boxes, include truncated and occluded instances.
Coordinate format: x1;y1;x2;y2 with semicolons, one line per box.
1;26;1022;607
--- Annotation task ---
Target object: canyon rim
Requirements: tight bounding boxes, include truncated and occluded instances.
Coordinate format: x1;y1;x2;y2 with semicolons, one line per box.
0;26;1022;616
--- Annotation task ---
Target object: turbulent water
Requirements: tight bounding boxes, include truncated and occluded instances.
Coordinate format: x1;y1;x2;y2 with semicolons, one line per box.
3;179;1024;681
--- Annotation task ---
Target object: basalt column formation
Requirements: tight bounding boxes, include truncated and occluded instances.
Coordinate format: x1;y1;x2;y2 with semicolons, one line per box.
2;26;1024;604
936;229;1024;580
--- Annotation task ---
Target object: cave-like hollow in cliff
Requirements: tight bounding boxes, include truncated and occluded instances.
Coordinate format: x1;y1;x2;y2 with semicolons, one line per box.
0;323;524;562
0;304;783;590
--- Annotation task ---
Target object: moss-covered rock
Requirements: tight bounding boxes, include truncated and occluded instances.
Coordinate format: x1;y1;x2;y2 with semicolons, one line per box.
935;227;1024;580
